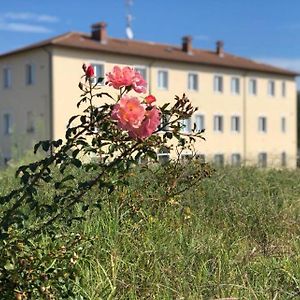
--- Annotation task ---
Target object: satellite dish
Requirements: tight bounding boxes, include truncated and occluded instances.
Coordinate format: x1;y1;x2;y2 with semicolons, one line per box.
126;26;134;40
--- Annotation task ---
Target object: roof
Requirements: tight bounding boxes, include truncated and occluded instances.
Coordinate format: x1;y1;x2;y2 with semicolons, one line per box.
0;31;297;77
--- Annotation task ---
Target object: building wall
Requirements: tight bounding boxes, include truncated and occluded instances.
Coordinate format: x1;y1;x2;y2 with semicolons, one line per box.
0;48;51;165
51;47;297;168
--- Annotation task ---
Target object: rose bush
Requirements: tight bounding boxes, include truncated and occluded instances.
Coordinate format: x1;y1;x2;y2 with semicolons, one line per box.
0;64;208;299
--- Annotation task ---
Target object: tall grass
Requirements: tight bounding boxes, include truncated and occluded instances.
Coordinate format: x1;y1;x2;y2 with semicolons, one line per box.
1;165;300;299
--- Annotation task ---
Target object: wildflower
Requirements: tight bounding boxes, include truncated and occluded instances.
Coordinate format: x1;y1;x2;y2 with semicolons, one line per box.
106;66;147;93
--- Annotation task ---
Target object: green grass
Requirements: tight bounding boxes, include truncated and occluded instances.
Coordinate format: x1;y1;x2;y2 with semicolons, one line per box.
2;165;300;299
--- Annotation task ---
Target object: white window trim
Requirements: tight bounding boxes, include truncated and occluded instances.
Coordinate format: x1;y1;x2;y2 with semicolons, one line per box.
213;114;224;133
89;60;106;85
249;78;257;96
134;65;148;80
258;115;267;133
267;80;275;97
3;111;13;136
3;65;12;89
195;113;205;132
157;68;169;90
231;114;241;133
231;76;240;95
187;72;199;91
213;74;224;94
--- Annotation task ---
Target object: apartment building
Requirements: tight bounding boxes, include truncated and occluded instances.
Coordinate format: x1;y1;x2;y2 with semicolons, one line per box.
0;22;297;167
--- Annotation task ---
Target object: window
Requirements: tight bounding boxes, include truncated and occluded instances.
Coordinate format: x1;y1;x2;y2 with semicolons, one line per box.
195;114;205;132
27;111;35;133
268;80;275;96
249;78;257;95
281;152;287;167
181;118;192;133
92;64;104;84
258;116;267;133
135;66;147;81
258;152;267;167
161;114;170;131
231;77;240;94
3;67;12;88
214;75;223;93
231;116;240;133
3;113;12;135
158;70;168;89
157;147;170;164
25;64;35;85
188;73;198;91
214;154;224;167
282;81;286;97
213;115;223;132
231;153;241;166
181;153;193;162
281;117;286;133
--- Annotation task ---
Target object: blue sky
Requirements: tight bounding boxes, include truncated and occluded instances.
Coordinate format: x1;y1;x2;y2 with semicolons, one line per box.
1;0;300;74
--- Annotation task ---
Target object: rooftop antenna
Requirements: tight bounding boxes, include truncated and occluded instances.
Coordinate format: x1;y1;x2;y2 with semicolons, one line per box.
125;0;134;39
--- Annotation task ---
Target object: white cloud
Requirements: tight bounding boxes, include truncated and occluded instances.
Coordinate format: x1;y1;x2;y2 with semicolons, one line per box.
194;35;209;41
0;22;52;33
3;12;59;23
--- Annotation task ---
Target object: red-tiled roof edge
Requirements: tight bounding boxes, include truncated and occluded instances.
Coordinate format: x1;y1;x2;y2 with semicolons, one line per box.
0;31;298;77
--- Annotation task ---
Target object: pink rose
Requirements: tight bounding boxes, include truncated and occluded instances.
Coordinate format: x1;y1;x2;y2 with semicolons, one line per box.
111;95;145;132
133;106;161;139
106;66;147;93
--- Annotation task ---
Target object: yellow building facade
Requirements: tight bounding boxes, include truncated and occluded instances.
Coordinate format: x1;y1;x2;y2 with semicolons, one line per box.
0;22;297;167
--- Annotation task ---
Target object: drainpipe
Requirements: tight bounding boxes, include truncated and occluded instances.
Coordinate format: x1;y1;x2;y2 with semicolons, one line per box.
42;47;54;146
243;72;247;165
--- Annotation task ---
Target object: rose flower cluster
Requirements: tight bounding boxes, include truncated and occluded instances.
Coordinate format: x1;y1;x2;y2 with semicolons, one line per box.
84;65;160;139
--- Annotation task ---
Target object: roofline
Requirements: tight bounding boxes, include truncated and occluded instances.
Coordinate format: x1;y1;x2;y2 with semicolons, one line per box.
0;32;298;77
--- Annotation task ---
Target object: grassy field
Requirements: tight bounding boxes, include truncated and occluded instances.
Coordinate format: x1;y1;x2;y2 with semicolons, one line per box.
1;164;300;299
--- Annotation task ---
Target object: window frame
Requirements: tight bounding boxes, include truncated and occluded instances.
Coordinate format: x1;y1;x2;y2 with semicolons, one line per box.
214;154;225;167
213;74;223;93
258;152;268;168
3;112;13;135
267;80;275;97
3;66;12;89
231;153;241;166
213;115;224;133
195;114;205;132
231;115;241;133
231;77;240;95
187;72;198;91
157;69;168;90
281;116;286;133
249;78;257;96
134;65;147;81
25;63;35;86
258;116;267;133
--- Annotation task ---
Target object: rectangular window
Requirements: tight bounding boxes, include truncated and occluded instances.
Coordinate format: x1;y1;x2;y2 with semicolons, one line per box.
214;154;224;167
92;64;104;84
27;111;35;133
249;78;257;95
214;75;223;93
282;81;286;97
158;70;168;89
258;152;267;167
258;116;267;133
161;114;170;131
188;73;198;91
281;152;287;167
3;67;12;88
157;147;170;165
135;66;147;81
25;64;35;85
268;80;275;96
195;114;205;132
281;117;286;133
231;153;241;166
231;116;241;132
231;77;240;94
181;118;192;133
3;113;12;135
213;115;223;132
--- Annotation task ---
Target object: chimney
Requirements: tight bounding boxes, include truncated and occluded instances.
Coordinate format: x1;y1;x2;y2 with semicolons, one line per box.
182;35;193;54
216;40;224;57
91;22;108;44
